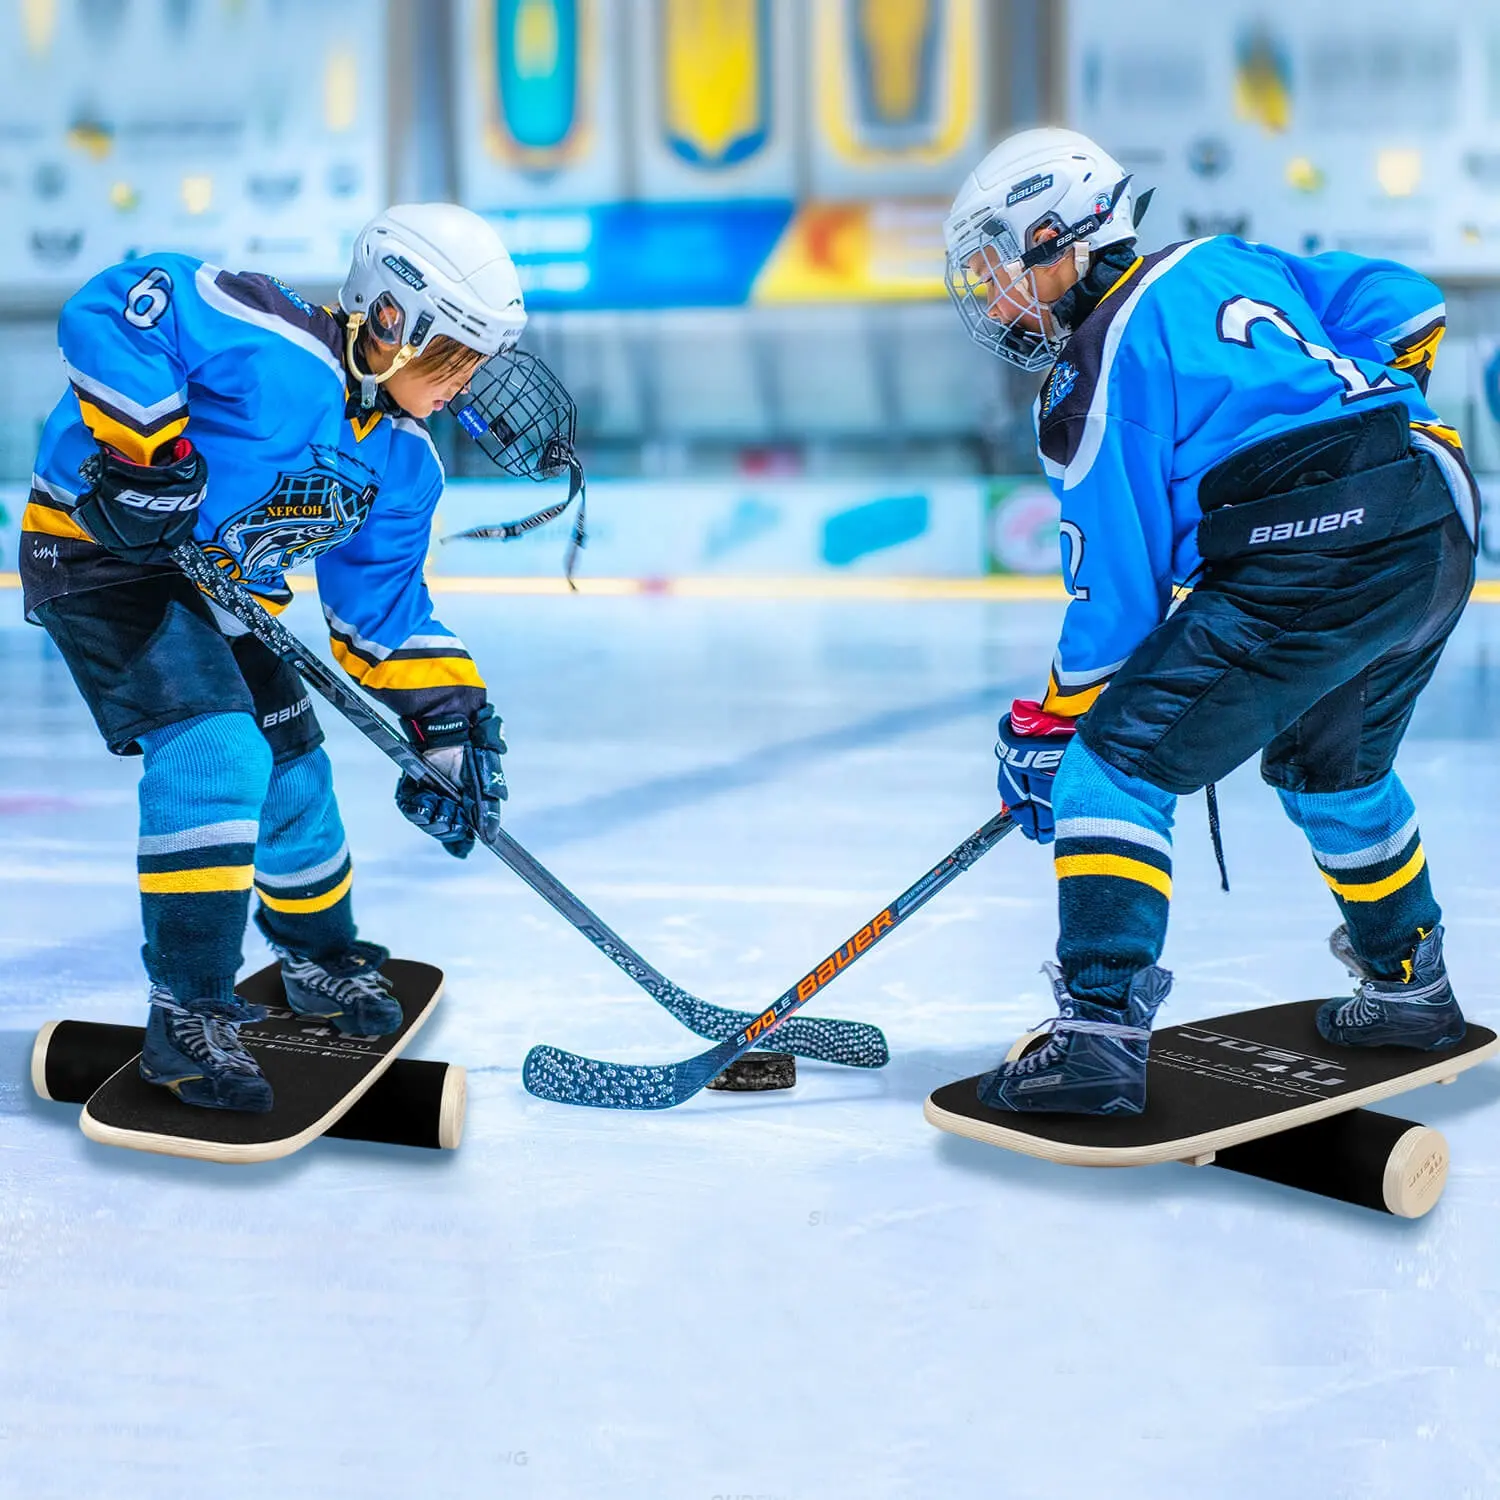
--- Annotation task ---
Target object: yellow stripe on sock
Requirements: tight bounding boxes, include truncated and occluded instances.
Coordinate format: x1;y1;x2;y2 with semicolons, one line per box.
1320;845;1426;903
255;868;354;914
1054;853;1172;899
139;865;254;894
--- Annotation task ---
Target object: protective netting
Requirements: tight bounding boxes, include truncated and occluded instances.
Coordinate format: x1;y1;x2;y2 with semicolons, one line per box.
445;348;587;582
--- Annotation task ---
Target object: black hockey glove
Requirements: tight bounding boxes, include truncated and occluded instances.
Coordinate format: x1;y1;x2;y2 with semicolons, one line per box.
395;704;508;859
74;438;208;566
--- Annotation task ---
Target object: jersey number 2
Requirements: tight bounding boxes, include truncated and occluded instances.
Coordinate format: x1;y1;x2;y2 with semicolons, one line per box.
1218;296;1402;403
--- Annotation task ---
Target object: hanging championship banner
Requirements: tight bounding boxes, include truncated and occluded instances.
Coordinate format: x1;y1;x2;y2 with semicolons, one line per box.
631;0;796;199
808;0;988;199
1068;0;1500;275
0;0;386;300
456;0;626;209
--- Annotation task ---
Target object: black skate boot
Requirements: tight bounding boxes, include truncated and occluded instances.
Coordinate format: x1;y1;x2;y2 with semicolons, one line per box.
1319;924;1466;1051
269;939;403;1037
977;962;1171;1115
139;987;274;1113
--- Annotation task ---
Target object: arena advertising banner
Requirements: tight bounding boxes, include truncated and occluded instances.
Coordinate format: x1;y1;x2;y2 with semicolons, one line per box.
2;477;1496;582
434;477;987;576
1067;0;1500;275
807;0;989;199
486;199;949;310
454;0;965;307
0;0;386;298
630;0;799;201
454;0;629;209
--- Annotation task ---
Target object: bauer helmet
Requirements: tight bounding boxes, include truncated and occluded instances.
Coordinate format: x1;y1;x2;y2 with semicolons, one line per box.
339;202;527;407
944;127;1138;372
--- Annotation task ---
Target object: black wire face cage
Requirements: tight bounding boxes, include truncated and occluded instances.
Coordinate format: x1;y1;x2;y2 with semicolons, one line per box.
450;349;578;480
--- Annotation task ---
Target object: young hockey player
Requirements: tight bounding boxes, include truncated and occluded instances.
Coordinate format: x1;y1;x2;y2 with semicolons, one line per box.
944;127;1479;1115
24;204;522;1112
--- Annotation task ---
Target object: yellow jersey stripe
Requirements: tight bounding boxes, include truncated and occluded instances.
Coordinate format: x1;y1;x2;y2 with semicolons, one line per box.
22;500;94;543
1320;845;1426;903
1055;853;1173;899
1410;419;1463;451
1392;324;1445;372
1042;674;1106;717
256;868;354;914
330;637;485;692
1098;257;1144;307
139;865;254;895
76;398;188;465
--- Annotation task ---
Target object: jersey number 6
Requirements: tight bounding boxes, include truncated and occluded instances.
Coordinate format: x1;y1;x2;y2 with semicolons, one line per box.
123;269;173;330
1218;296;1401;404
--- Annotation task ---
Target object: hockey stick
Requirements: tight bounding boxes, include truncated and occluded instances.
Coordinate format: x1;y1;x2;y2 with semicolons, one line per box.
522;810;1016;1109
171;543;887;1068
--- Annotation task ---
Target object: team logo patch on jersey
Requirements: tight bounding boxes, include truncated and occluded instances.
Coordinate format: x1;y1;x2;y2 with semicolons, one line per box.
1007;173;1054;207
213;443;381;583
381;253;427;290
1042;360;1079;416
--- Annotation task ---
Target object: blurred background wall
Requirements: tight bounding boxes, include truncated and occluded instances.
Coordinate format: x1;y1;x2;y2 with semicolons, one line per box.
3;0;1500;578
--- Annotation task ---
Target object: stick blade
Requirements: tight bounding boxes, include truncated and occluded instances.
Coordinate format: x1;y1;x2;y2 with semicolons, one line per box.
522;1044;689;1109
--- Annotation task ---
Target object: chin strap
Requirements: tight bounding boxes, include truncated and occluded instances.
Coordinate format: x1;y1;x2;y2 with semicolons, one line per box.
441;450;587;589
344;313;417;410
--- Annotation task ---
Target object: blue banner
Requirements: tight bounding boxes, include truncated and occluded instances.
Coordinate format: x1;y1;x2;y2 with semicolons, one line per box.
491;200;794;309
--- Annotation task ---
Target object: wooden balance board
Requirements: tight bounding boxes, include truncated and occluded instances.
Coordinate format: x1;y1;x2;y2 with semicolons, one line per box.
925;1000;1498;1218
79;958;445;1164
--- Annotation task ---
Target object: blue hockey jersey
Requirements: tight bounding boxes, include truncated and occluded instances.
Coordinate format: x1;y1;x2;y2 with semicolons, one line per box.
23;253;484;722
1032;237;1475;717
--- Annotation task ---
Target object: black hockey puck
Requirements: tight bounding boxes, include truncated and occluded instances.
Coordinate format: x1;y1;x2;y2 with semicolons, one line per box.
706;1051;796;1092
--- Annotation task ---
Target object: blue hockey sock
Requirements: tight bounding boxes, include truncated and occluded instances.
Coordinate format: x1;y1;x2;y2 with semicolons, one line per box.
1052;740;1178;1007
136;712;273;1003
252;746;357;961
1277;775;1440;979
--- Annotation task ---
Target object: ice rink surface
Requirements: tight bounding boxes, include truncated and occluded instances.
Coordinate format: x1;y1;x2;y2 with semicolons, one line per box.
2;587;1499;1500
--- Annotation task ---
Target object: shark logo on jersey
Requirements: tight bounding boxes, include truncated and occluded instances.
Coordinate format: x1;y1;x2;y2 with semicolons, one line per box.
1042;360;1079;417
1007;172;1054;208
211;443;381;582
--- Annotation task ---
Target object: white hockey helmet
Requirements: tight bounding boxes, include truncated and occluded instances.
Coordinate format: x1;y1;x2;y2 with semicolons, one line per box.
339;202;527;406
944;127;1138;372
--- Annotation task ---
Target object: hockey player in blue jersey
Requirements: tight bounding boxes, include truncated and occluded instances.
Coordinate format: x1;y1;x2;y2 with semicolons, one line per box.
24;204;528;1112
943;128;1479;1116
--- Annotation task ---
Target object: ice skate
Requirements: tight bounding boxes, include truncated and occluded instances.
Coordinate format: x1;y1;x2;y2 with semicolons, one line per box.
978;962;1171;1115
139;987;274;1113
1319;925;1465;1051
270;938;403;1037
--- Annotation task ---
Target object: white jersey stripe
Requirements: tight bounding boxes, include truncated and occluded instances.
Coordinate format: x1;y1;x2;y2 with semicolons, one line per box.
61;357;188;427
1063;240;1210;492
194;264;345;386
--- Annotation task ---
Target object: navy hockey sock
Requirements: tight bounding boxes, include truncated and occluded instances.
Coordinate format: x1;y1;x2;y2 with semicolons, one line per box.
1277;775;1441;979
1052;741;1177;1008
136;712;273;1002
251;746;357;960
